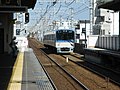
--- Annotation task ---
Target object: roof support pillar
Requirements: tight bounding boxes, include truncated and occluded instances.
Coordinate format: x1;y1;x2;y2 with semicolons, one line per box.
119;11;120;51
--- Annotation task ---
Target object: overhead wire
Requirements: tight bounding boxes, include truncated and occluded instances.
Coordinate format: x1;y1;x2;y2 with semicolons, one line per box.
29;0;90;31
55;4;62;14
59;0;89;20
30;0;60;31
32;0;74;24
31;2;55;29
51;2;88;25
65;0;75;7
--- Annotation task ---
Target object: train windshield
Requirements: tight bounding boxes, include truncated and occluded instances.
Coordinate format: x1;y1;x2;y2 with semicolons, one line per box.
56;30;74;40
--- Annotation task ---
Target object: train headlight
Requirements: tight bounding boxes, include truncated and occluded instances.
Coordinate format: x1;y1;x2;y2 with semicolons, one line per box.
57;43;60;46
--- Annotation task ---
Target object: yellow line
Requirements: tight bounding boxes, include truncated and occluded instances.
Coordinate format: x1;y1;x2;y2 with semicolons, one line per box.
7;52;24;90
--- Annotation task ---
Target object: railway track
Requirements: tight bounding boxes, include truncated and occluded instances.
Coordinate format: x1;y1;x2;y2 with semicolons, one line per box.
28;38;120;90
68;53;120;85
70;52;120;75
29;38;88;90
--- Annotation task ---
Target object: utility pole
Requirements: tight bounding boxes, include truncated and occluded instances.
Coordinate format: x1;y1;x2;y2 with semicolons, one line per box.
90;0;94;35
118;11;120;51
70;8;74;28
59;15;62;27
85;20;87;48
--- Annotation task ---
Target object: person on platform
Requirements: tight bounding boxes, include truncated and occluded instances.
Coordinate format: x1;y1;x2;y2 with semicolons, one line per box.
9;37;18;57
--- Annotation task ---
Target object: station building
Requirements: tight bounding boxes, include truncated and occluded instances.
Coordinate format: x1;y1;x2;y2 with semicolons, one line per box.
0;0;37;54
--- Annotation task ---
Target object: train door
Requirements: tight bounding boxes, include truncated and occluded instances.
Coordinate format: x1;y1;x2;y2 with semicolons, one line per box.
0;28;4;53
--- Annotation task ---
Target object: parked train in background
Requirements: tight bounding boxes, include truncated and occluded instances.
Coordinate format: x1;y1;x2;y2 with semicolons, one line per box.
43;29;75;53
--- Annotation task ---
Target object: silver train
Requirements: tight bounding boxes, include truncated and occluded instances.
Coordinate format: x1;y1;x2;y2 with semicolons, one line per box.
43;29;75;53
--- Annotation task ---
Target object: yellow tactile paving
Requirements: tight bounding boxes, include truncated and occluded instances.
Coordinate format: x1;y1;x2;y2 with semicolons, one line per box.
7;52;24;90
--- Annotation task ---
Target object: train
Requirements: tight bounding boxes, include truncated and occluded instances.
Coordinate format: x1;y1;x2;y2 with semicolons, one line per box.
43;29;75;53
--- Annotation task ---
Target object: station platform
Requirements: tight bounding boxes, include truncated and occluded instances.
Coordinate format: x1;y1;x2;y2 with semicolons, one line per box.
84;47;120;66
7;48;56;90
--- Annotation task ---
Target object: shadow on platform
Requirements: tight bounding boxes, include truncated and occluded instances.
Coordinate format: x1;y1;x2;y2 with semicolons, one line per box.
0;53;16;90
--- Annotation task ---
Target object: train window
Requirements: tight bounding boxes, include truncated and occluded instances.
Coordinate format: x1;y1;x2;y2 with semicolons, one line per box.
63;30;67;32
50;35;51;40
56;30;74;40
48;35;50;40
68;30;73;33
44;36;46;39
47;35;49;40
51;34;54;40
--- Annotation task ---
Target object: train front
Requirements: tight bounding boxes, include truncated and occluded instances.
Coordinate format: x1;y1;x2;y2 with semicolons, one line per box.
55;29;75;53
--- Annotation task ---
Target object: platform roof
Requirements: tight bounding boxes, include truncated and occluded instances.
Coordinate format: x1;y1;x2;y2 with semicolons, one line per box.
21;0;37;9
98;0;120;11
0;0;37;10
0;0;37;13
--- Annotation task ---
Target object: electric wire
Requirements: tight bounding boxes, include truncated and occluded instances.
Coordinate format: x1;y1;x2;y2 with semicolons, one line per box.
28;0;89;32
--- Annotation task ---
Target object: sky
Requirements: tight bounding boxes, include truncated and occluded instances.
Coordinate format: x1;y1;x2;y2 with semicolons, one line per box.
27;0;90;31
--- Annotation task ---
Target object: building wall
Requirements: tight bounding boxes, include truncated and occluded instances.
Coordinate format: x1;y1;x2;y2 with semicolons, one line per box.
110;12;119;35
93;0;119;35
87;35;119;50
